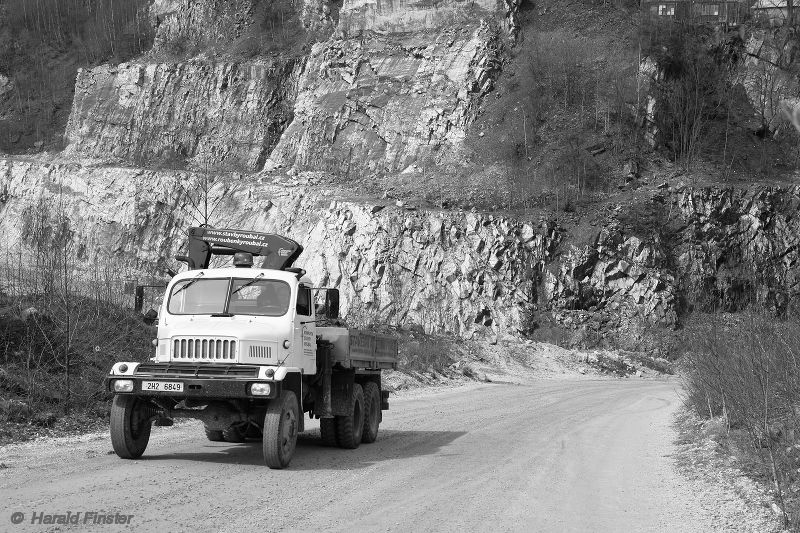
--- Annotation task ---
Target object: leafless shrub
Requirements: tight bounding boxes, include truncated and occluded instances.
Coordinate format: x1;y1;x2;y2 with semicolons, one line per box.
681;312;800;527
399;332;457;373
0;195;153;439
642;22;737;172
2;0;152;63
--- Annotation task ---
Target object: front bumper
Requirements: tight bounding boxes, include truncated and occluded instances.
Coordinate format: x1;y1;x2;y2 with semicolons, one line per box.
105;363;280;399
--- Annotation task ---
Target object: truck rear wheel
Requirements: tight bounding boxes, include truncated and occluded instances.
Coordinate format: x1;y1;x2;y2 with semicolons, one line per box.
320;418;338;447
263;391;299;469
110;395;152;459
204;426;225;442
362;381;381;443
336;383;364;449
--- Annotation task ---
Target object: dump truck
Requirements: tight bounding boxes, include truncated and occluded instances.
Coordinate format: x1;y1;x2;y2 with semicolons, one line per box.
105;227;398;469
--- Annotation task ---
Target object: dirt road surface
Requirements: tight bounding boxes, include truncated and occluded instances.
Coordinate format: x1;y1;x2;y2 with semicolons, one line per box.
0;379;770;532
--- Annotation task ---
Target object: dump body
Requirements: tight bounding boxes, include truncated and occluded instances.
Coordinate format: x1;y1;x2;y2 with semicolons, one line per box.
318;327;399;370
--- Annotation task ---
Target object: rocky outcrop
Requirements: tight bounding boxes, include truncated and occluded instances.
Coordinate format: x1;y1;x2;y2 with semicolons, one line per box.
7;159;800;348
150;0;258;54
65;0;509;175
0;158;557;339
151;0;338;51
64;60;299;171
266;25;502;175
0;157;683;348
670;186;800;315
543;230;676;347
337;0;499;37
19;0;800;352
266;0;507;177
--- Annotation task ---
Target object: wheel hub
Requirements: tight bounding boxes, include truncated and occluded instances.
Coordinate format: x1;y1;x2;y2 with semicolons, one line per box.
281;410;297;453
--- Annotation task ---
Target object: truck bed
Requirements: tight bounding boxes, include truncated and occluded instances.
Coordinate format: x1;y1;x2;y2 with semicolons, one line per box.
317;327;399;370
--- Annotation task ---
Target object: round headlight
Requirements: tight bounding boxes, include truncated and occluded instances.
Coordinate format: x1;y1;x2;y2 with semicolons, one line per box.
264;368;275;378
250;383;272;396
118;363;128;373
283;340;291;349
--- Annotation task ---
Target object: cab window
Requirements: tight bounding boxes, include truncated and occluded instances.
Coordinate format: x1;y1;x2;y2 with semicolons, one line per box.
228;279;291;316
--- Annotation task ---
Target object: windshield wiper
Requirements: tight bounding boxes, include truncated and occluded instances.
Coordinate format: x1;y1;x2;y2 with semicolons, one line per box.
211;312;235;317
231;273;265;296
171;272;205;296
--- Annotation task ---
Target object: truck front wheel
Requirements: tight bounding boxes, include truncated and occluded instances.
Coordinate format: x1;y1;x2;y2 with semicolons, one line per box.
263;391;299;469
336;383;364;449
110;395;152;459
362;381;381;443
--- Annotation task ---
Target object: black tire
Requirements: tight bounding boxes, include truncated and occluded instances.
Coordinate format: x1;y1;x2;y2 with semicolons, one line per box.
263;391;300;469
223;425;246;443
110;395;152;459
362;381;381;444
320;417;338;447
204;426;225;442
336;383;364;449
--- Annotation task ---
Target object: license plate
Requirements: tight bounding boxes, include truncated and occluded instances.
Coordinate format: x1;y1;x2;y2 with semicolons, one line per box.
142;381;184;392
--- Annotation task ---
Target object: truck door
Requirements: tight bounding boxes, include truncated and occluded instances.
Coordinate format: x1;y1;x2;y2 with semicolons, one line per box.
295;285;316;373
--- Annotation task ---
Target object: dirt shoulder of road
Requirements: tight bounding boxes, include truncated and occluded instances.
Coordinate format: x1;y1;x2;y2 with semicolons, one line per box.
386;337;672;392
672;409;784;533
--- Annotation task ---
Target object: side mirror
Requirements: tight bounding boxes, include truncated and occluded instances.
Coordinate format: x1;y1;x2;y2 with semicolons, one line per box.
324;289;340;319
143;308;158;326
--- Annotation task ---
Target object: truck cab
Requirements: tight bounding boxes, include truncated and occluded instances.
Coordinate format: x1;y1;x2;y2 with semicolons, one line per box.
106;228;397;469
156;267;317;373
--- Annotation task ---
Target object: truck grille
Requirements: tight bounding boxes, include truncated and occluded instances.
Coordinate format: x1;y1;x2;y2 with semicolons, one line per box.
249;345;273;359
135;363;259;378
172;337;237;361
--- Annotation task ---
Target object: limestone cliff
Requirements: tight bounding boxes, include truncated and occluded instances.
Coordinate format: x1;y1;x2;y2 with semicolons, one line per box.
65;60;299;171
150;0;258;53
266;26;501;175
6;158;797;350
62;0;509;175
3;0;799;354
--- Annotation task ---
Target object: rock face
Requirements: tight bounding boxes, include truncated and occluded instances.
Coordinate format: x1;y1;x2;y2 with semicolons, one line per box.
671;186;800;315
8;0;800;352
1;159;560;340
64;60;299;171
7;159;799;349
150;0;258;54
543;230;676;348
337;0;499;36
64;0;508;175
266;26;502;175
267;0;507;176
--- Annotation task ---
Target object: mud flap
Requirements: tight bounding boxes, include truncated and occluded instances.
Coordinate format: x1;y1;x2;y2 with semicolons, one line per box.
381;390;390;410
331;370;354;416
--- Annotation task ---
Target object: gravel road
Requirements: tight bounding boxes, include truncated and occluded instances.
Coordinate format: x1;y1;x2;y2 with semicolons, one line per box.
0;379;772;532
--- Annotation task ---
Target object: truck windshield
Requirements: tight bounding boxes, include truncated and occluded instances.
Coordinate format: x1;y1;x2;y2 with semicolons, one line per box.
167;278;291;316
